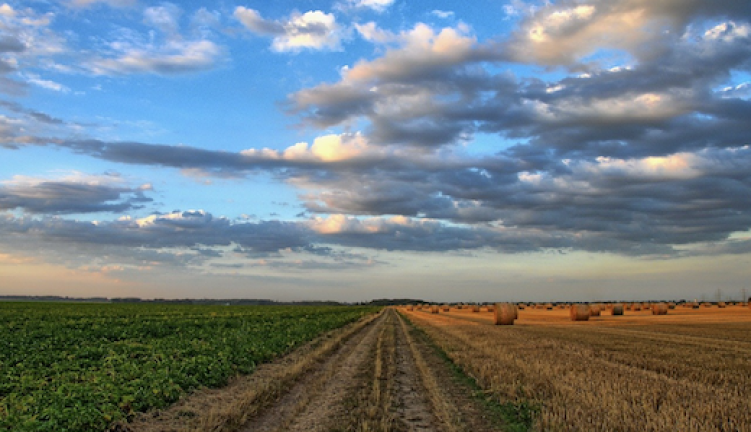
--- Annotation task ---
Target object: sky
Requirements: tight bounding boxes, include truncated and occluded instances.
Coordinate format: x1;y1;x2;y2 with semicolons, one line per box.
1;0;750;302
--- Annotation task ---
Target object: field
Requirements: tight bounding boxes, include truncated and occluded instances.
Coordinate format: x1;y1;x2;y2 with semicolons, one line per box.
2;301;750;431
0;302;379;431
402;304;751;431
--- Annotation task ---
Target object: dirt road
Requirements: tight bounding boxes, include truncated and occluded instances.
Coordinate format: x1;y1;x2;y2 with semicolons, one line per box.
237;308;497;432
122;308;500;432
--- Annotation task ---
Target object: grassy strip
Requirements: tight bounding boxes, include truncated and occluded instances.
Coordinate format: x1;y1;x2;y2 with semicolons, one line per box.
399;313;539;432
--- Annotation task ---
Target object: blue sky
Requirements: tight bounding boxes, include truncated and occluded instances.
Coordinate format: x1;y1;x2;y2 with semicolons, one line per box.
1;0;750;302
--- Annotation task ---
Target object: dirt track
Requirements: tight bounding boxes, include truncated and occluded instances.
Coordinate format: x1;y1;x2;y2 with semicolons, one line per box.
122;308;499;432
237;308;497;432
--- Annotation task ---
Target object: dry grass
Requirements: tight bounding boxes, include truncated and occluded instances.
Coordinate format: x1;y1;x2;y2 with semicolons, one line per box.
401;306;751;431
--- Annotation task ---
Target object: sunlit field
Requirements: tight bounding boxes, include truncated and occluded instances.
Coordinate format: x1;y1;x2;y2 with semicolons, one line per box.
402;303;751;431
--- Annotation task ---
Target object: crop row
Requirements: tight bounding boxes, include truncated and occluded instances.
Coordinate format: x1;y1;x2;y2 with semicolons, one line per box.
0;302;379;431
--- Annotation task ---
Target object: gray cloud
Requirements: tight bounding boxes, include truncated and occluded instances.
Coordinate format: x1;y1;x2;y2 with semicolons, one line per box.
0;180;152;214
2;0;751;268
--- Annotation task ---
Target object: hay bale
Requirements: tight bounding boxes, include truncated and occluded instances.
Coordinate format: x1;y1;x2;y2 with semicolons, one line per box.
570;304;590;321
406;305;414;311
545;303;553;310
631;303;641;311
668;302;676;310
718;302;726;308
652;303;668;315
485;305;495;312
471;305;480;313
589;304;601;317
611;303;624;315
430;305;439;314
493;303;517;325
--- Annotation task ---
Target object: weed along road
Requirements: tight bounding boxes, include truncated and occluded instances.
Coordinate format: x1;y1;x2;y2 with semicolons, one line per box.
125;308;503;432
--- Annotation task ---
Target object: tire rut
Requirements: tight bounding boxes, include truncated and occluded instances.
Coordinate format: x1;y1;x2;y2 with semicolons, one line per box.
237;309;500;432
238;310;387;432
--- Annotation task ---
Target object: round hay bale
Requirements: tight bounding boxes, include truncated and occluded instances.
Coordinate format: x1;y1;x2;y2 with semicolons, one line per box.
485;305;495;312
517;304;526;310
718;302;726;308
545;303;553;310
652;303;668;315
668;302;676;310
631;303;641;311
589;304;601;317
430;305;439;314
493;303;516;325
471;305;480;313
406;305;414;311
611;303;624;315
570;304;590;321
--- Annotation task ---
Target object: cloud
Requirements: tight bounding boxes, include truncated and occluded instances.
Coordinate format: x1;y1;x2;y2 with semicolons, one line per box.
431;10;454;19
0;173;152;214
234;7;342;52
505;0;751;66
21;73;70;93
65;0;136;8
337;0;395;13
83;4;225;75
85;39;224;75
143;3;182;36
242;133;376;163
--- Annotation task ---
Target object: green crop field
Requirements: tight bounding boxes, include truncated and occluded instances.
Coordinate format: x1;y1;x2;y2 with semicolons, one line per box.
0;302;380;431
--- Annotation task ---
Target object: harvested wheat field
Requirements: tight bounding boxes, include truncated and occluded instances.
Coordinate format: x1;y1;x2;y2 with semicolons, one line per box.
401;304;751;431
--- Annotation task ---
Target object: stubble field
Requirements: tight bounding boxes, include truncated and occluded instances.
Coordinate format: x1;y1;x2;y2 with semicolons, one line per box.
402;303;751;431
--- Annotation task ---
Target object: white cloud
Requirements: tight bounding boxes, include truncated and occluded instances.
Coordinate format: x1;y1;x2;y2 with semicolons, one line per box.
86;39;223;75
431;10;454;19
234;7;342;52
704;21;751;42
22;73;70;93
355;22;397;43
339;0;395;13
241;133;376;163
65;0;136;8
344;23;477;82
143;4;182;36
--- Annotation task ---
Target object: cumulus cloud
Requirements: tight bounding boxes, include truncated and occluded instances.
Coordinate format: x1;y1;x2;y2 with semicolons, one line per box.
234;7;342;52
4;0;751;271
505;0;751;66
